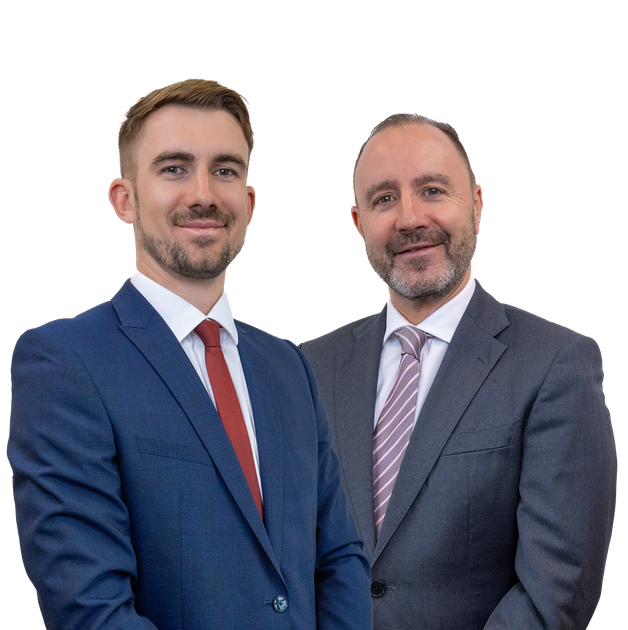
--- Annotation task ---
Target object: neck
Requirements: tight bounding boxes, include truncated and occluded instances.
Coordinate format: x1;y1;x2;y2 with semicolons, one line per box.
137;258;226;315
390;269;471;326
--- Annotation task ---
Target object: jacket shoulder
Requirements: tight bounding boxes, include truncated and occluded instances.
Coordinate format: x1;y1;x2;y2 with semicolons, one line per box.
16;301;119;348
301;314;379;360
235;319;309;366
468;283;599;351
499;303;597;349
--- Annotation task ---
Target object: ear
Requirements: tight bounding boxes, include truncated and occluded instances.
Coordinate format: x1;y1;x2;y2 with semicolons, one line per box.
109;178;137;225
351;205;365;238
472;185;483;234
246;186;255;225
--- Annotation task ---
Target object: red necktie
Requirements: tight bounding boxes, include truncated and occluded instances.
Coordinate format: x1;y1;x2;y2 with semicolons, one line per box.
194;320;264;520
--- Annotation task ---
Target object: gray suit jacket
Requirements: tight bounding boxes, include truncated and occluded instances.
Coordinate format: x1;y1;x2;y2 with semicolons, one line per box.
301;283;616;630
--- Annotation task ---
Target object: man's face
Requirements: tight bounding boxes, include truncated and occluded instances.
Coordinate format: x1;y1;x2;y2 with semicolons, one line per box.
352;123;482;303
129;105;254;282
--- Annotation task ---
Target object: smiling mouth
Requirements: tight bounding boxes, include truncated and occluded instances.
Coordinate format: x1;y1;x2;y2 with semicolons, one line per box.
395;243;443;255
179;221;224;229
177;221;225;231
169;206;234;232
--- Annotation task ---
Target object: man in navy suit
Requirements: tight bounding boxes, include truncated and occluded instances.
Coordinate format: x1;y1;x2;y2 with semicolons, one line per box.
8;79;372;630
301;115;616;629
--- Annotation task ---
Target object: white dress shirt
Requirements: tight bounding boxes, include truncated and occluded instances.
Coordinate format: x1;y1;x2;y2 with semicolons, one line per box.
374;278;476;429
130;272;262;496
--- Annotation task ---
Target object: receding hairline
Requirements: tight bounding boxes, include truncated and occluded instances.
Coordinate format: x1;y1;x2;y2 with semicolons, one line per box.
353;115;476;204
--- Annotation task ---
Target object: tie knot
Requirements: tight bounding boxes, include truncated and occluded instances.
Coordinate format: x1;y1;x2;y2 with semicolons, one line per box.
394;326;427;360
194;319;222;347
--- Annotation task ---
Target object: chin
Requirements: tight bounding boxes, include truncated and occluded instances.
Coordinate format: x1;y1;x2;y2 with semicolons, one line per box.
390;267;463;302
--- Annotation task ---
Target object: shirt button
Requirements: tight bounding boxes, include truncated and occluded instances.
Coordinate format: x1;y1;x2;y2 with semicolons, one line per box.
371;581;386;598
272;595;288;612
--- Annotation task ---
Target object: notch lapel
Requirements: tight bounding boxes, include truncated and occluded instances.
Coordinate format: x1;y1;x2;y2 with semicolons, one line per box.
111;282;283;580
236;326;285;567
332;308;387;560
373;284;510;561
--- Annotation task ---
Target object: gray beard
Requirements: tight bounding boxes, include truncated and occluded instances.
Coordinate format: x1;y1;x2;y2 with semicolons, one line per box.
367;224;476;302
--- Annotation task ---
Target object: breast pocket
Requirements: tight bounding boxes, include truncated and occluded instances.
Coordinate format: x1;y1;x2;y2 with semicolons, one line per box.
136;436;212;466
440;422;515;456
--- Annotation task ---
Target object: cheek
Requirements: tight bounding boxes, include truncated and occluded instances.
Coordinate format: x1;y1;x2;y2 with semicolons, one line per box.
137;187;170;214
220;186;248;206
435;207;473;234
362;218;391;247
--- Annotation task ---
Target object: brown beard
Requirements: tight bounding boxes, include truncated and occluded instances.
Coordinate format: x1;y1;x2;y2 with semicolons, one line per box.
136;202;242;280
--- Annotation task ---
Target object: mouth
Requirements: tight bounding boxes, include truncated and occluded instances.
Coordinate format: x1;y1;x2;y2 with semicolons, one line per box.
394;242;443;257
176;220;225;234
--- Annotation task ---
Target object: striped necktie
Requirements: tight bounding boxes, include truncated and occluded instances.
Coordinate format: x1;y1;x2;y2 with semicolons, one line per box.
373;326;427;537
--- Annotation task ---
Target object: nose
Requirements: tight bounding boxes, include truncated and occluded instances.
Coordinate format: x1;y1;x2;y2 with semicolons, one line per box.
395;192;429;232
184;170;216;208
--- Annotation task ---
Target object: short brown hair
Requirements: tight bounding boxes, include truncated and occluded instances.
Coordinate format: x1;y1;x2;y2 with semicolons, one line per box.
118;79;253;179
354;114;476;197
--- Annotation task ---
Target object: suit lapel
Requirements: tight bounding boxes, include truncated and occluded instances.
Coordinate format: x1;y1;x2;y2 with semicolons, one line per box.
236;326;285;568
111;282;283;579
333;307;387;560
373;284;510;562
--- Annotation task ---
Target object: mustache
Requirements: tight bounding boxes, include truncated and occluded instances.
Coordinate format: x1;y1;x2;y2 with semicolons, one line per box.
168;205;234;228
385;228;450;255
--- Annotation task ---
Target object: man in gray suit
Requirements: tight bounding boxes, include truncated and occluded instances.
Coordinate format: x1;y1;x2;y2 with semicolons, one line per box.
301;115;616;629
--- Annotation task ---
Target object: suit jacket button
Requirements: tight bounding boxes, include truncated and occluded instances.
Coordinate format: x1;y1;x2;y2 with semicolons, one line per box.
371;581;386;598
272;596;288;612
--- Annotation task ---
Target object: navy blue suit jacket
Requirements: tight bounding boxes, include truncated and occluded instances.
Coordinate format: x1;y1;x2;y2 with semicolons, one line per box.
9;281;372;630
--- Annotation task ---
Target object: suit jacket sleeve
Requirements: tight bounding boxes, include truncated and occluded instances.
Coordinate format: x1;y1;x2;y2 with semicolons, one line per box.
293;347;373;629
8;327;159;630
484;334;616;629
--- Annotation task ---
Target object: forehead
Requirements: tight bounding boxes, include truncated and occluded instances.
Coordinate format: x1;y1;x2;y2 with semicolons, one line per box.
355;124;469;195
135;105;249;164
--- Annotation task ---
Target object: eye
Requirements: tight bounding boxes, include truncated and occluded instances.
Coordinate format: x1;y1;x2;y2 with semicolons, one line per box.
215;168;236;177
162;166;184;175
376;194;394;206
425;187;440;196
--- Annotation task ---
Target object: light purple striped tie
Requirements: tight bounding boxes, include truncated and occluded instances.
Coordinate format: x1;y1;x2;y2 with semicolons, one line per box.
373;326;427;537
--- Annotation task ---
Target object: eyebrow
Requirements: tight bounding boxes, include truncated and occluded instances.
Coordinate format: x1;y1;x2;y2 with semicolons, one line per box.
151;151;195;169
363;173;455;206
213;153;248;171
413;173;453;188
365;180;398;206
150;152;248;171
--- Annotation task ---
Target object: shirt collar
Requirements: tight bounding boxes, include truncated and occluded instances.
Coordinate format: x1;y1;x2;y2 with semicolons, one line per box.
130;272;239;345
384;277;476;345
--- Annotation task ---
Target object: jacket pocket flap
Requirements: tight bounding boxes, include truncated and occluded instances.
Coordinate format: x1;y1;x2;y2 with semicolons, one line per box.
441;423;514;456
137;436;211;465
